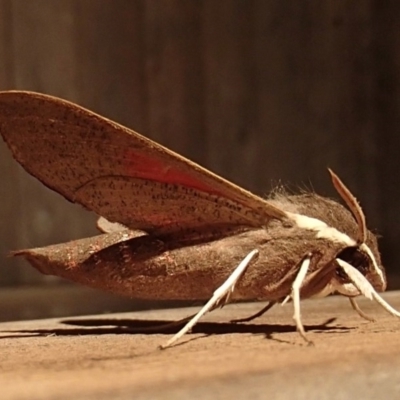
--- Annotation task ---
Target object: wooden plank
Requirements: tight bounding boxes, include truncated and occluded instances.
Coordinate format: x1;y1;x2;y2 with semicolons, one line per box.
203;1;379;225
0;0;13;87
253;2;377;196
11;0;78;98
202;0;258;190
144;0;205;160
74;0;148;133
372;2;400;288
1;292;400;399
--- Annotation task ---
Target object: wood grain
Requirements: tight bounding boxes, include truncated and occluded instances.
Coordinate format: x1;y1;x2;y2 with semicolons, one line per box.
0;292;399;399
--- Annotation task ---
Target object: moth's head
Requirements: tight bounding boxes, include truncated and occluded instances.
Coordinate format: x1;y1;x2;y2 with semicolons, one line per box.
328;169;386;296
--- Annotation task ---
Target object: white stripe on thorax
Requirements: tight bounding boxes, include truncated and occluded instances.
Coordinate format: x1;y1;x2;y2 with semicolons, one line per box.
286;212;356;246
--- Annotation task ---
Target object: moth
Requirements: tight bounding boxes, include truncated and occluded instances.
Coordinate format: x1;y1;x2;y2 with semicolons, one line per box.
0;90;399;349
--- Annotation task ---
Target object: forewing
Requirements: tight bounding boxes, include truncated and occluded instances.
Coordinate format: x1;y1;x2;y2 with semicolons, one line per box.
0;91;286;234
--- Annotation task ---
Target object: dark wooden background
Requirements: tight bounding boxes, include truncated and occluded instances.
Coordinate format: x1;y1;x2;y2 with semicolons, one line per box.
0;1;399;318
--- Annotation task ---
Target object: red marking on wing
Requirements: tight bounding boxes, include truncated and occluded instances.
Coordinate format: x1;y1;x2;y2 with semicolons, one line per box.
124;149;220;195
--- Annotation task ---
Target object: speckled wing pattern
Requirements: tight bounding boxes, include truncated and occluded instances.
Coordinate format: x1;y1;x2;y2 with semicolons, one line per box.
0;91;286;235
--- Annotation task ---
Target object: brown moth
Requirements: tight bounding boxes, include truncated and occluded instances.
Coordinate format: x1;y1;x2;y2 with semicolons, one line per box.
0;90;399;348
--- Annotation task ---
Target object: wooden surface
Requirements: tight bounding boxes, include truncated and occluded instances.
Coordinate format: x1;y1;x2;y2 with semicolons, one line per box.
1;291;400;399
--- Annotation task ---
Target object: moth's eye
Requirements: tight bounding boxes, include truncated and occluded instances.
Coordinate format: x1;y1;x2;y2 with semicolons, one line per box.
336;246;369;275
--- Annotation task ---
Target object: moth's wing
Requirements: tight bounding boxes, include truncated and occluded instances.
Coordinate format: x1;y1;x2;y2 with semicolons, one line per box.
0;91;286;234
12;230;159;298
13;229;272;300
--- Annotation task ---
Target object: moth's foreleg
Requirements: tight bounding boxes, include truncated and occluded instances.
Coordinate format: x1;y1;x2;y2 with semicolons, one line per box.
159;249;259;349
337;259;400;319
231;301;277;323
287;254;313;345
348;297;375;322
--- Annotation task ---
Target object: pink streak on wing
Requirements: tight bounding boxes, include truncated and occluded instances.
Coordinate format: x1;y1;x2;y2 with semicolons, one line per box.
124;149;220;195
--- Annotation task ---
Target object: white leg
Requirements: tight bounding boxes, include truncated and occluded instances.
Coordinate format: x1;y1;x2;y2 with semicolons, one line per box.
289;255;313;344
336;259;400;318
160;249;259;349
281;295;291;306
349;297;375;322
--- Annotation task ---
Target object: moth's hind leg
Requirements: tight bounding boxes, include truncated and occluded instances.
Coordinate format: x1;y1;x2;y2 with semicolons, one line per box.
233;254;314;343
231;301;277;323
232;255;314;324
348;297;375;322
159;249;259;349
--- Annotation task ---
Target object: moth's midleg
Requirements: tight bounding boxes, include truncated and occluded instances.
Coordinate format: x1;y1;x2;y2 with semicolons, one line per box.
289;254;313;344
160;249;259;349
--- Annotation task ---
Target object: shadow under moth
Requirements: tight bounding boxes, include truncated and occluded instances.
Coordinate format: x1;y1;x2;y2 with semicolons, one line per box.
0;90;399;348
